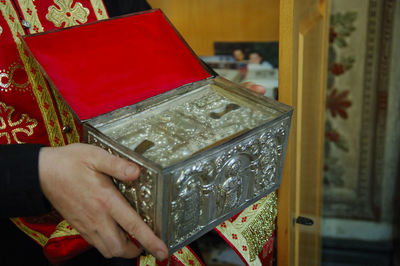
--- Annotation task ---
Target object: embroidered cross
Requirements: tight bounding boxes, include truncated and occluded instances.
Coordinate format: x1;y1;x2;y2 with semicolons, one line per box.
0;103;38;144
46;0;89;28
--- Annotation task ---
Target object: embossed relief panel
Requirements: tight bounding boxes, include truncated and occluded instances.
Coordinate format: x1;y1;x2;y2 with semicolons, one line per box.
86;131;158;231
167;118;291;249
171;165;213;240
216;153;250;216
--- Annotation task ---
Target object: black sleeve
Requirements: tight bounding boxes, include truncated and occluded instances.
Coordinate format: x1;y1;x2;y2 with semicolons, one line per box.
102;0;152;17
0;144;52;218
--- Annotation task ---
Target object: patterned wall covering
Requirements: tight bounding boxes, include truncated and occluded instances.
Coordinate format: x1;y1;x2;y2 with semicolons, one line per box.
323;0;396;221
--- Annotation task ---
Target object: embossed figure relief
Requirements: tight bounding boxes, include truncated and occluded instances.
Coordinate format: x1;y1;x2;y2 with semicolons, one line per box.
171;164;210;239
216;154;250;215
167;119;289;247
174;175;203;238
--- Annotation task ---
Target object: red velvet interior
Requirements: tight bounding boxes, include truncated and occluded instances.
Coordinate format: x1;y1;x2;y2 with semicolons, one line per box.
23;10;211;120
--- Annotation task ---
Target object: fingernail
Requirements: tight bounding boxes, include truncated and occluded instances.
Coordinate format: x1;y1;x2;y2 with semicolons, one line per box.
155;250;167;261
125;165;139;177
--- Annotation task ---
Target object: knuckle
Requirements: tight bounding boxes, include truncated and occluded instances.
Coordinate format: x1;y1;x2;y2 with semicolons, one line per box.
110;246;125;258
102;251;113;259
126;222;140;238
95;196;110;212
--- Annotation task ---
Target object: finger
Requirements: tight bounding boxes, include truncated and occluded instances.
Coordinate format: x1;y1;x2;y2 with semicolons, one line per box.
117;228;144;258
89;146;140;181
248;84;266;95
81;231;113;258
98;217;143;258
108;191;168;261
241;82;266;95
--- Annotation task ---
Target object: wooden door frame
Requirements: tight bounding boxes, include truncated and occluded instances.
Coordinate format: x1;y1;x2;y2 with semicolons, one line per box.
277;0;330;265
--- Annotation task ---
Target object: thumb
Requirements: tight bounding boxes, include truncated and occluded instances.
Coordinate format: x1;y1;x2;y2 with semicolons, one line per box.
88;145;140;182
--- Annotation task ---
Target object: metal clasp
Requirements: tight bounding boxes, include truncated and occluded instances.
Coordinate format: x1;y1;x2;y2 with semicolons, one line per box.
21;20;31;29
62;125;71;134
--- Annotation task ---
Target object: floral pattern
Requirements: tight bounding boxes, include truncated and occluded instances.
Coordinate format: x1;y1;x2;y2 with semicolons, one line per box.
327;88;352;119
324;12;357;187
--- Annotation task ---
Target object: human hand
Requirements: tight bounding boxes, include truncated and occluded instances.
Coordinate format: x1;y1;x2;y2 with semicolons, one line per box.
241;81;266;95
38;143;168;260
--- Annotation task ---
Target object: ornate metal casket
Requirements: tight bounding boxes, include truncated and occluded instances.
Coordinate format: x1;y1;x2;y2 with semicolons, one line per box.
23;9;292;254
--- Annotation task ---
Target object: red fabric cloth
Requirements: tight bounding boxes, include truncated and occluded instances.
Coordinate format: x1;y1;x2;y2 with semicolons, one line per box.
44;236;92;265
0;6;49;146
23;10;211;120
1;0;103;263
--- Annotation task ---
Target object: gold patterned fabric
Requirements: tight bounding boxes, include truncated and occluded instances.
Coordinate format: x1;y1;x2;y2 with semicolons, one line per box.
0;0;108;263
139;246;204;266
0;102;37;143
215;192;277;265
137;193;277;265
46;0;90;28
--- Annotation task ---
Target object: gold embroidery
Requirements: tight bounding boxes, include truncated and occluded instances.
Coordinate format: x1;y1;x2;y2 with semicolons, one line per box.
10;218;48;247
48;83;81;144
16;0;81;144
242;193;277;261
46;0;90;28
0;102;38;143
173;247;203;266
15;0;44;34
9;63;29;88
139;247;203;265
0;25;3;36
0;62;30;93
139;254;156;266
89;0;108;20
49;220;80;239
20;48;66;146
216;192;277;265
1;0;100;246
0;0;66;147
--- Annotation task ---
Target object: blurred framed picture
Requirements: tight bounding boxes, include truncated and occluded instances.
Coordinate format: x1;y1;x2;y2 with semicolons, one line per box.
201;42;279;99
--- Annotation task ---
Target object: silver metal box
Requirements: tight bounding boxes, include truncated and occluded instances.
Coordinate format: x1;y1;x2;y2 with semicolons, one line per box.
85;76;292;253
22;9;293;254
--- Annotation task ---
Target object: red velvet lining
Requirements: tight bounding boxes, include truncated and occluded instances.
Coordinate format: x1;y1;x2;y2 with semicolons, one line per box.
23;10;211;120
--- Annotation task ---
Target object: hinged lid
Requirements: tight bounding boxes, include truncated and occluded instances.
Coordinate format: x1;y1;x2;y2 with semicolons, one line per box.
23;9;212;121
